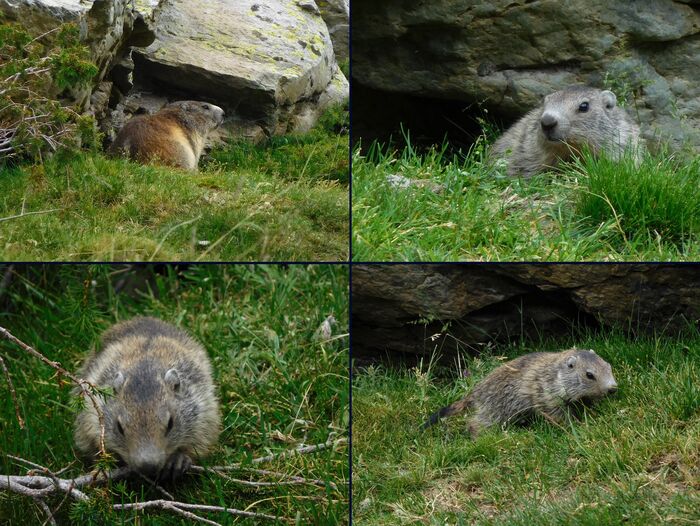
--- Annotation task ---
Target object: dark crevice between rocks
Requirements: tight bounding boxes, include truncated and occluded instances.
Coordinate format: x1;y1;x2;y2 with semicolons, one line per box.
500;59;583;72
351;78;504;153
352;290;601;373
131;53;274;127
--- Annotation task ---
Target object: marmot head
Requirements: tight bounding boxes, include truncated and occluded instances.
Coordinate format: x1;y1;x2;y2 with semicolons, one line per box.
164;100;225;132
557;348;618;403
538;86;619;148
101;357;195;480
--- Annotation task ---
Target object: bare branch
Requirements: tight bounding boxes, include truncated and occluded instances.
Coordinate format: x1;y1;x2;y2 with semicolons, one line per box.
192;465;339;491
25;27;60;47
240;467;339;491
245;437;346;466
113;500;285;523
34;497;57;526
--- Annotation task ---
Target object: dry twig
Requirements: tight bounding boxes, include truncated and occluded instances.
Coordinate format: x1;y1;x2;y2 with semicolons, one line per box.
0;208;64;223
248;437;346;465
113;500;285;523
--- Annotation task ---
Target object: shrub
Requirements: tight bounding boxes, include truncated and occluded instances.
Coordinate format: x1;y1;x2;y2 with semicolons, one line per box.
0;22;98;162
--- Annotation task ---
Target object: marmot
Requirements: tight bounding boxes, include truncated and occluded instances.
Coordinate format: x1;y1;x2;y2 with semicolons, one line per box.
421;348;617;437
109;101;225;170
490;86;642;177
74;317;221;481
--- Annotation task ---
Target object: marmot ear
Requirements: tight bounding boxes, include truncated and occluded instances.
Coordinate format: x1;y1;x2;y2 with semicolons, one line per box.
165;368;181;392
112;371;125;393
601;90;617;109
566;356;578;368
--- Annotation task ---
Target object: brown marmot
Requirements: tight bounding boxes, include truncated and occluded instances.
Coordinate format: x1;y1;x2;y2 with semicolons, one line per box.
109;101;225;170
421;348;618;437
74;317;221;481
490;86;642;177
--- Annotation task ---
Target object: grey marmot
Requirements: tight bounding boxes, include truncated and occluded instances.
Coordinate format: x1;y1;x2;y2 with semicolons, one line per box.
421;348;617;437
109;101;225;170
74;316;221;481
490;86;642;178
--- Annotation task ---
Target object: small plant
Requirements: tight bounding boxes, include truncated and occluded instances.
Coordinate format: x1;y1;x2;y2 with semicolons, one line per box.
0;22;98;162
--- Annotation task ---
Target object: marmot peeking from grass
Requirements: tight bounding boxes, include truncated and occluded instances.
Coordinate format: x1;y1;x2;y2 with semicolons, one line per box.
74;317;221;481
421;348;618;437
490;86;642;177
109;101;225;170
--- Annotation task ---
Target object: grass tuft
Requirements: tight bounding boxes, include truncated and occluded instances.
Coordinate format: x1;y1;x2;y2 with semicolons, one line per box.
352;137;700;261
574;150;700;242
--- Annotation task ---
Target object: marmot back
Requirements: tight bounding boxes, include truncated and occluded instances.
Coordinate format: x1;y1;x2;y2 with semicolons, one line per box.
490;86;642;178
109;100;224;170
74;316;221;481
421;348;617;437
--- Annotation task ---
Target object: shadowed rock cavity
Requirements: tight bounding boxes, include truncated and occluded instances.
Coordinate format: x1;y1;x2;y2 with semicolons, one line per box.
352;264;700;368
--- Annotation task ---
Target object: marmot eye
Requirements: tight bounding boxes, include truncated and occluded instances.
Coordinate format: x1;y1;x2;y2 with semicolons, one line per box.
116;420;125;436
578;102;589;113
586;371;596;380
166;416;174;434
203;104;210;110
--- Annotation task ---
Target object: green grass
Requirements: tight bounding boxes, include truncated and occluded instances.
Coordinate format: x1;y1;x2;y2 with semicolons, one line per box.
0;105;349;262
0;264;349;524
352;138;700;261
352;333;700;525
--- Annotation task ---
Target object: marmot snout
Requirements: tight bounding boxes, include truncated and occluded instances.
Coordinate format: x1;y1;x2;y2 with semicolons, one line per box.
73;317;221;481
421;348;617;437
490;86;642;177
109;100;225;170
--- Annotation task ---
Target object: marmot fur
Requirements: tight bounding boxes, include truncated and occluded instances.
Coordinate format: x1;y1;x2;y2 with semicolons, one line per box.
490;86;642;177
109;101;225;170
74;317;221;481
421;348;617;437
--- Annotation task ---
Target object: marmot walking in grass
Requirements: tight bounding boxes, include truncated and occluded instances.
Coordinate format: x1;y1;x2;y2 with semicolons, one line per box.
490;86;642;177
421;348;617;437
109;101;225;170
74;317;221;481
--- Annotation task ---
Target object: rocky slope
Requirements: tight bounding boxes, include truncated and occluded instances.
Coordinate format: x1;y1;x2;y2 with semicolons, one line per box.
0;0;349;143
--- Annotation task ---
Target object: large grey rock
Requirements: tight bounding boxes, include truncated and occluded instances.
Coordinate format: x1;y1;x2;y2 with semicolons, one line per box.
0;0;88;32
353;264;700;363
316;0;348;63
352;0;700;152
131;0;348;137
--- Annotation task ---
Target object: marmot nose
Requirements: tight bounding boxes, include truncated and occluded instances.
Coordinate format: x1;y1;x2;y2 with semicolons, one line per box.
540;114;558;132
607;385;618;395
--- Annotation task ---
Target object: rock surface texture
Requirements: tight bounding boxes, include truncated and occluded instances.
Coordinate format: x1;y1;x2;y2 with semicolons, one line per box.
353;265;700;363
316;0;349;63
351;0;700;151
